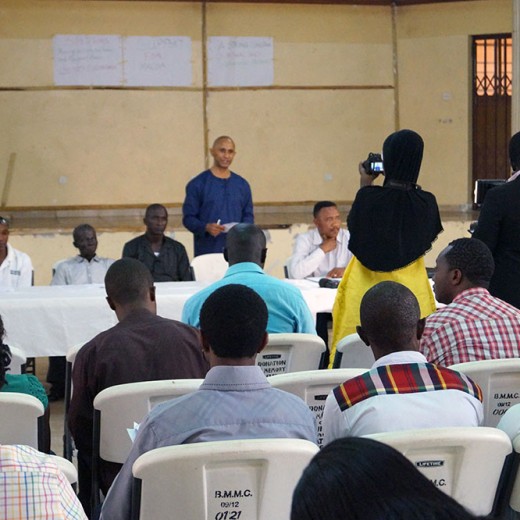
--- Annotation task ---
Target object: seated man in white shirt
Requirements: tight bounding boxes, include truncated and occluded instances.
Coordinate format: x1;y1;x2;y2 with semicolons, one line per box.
47;224;114;402
287;201;352;280
322;281;483;444
0;216;33;288
287;201;352;361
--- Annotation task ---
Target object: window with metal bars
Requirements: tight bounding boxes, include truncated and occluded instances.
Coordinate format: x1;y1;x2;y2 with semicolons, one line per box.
474;34;512;96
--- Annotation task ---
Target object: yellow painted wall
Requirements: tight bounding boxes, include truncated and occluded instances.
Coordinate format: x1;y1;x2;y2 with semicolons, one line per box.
0;0;512;208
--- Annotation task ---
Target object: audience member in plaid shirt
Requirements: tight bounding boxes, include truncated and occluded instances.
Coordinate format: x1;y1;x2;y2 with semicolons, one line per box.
421;238;520;366
0;444;87;520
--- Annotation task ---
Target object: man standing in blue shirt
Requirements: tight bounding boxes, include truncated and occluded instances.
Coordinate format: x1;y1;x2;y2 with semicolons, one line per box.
182;136;254;256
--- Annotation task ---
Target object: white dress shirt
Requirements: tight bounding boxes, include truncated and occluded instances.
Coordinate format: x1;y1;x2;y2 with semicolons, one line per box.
0;245;33;288
51;255;114;286
287;228;352;279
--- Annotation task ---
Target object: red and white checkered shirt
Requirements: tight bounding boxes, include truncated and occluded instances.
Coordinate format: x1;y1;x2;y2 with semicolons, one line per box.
420;287;520;367
0;445;87;520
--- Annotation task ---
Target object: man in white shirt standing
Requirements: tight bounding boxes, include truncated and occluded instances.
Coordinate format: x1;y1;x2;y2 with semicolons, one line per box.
287;201;352;280
0;216;33;288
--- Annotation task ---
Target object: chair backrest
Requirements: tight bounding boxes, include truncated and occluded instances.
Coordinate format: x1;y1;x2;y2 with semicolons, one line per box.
189;253;228;282
92;378;203;510
269;368;366;446
63;342;86;460
333;333;375;369
256;333;326;376
131;438;319;520
366;426;513;516
0;393;44;449
449;358;520;427
7;344;27;374
510;434;520;512
49;454;78;485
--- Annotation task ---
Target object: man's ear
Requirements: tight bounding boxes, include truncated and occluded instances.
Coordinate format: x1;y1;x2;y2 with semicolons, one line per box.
256;332;269;354
223;248;229;262
451;268;463;286
72;240;78;249
356;325;370;347
417;317;426;340
201;331;211;354
149;286;156;303
106;296;116;311
260;248;267;264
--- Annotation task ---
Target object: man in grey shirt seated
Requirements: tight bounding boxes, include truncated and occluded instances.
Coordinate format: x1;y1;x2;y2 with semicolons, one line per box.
100;284;317;520
47;223;114;401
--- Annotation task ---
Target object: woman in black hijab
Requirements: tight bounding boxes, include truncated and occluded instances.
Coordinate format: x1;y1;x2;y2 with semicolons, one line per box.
330;130;442;365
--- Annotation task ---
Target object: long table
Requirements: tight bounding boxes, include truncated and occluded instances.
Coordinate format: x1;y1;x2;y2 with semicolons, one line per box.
0;280;336;357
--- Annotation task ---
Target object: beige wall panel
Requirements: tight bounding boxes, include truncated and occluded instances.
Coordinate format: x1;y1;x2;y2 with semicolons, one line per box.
0;90;204;206
206;3;390;43
397;0;511;38
0;39;51;86
396;0;511;206
276;42;393;86
398;35;469;205
206;89;394;203
0;1;202;38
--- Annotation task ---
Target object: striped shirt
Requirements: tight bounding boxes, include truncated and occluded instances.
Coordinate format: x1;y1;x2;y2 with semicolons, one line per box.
322;351;483;444
421;287;520;367
0;445;87;520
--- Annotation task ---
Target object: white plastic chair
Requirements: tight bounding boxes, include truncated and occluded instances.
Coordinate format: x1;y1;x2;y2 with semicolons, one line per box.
189;253;228;282
256;333;326;376
131;438;319;520
7;344;27;374
333;333;375;369
269;368;366;446
365;426;513;516
510;434;520;512
449;358;520;427
49;454;78;485
92;378;203;509
0;393;44;450
63;343;85;460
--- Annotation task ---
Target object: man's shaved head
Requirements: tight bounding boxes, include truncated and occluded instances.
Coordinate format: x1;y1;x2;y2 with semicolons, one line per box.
359;281;421;354
212;135;235;148
225;224;266;266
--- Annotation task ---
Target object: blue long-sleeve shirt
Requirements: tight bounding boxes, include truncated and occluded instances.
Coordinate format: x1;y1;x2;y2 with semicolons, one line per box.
182;170;254;256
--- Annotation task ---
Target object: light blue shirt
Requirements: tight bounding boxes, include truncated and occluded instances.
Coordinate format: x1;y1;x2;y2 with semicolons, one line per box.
181;262;317;334
100;366;317;520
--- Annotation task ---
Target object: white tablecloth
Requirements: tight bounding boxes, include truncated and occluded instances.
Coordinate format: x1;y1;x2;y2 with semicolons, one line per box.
0;280;336;357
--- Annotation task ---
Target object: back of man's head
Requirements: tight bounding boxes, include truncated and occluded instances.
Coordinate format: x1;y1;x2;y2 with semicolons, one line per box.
359;281;420;355
200;284;268;359
445;238;494;288
510;131;520;172
105;258;154;307
313;201;337;218
224;224;267;266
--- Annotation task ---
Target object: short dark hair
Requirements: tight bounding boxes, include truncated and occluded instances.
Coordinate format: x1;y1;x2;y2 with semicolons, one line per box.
104;258;154;306
445;238;494;287
73;223;95;242
313;201;337;218
199;284;267;358
144;203;167;218
225;224;266;265
360;281;420;349
291;437;480;520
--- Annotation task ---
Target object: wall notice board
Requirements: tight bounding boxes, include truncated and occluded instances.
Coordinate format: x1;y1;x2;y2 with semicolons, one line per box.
53;34;192;87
